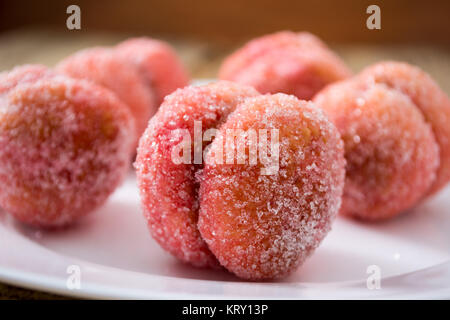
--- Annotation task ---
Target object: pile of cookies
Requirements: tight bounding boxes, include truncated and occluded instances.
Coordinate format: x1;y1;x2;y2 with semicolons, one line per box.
1;31;449;280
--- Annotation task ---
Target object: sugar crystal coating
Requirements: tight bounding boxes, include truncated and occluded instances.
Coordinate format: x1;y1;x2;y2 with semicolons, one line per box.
116;37;190;106
219;31;352;100
56;48;154;146
198;94;345;279
135;81;259;268
0;65;53;95
314;79;439;220
0;66;135;227
359;61;450;196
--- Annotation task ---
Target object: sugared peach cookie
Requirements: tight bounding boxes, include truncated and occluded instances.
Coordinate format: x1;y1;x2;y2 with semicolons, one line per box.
198;94;345;280
219;31;352;100
314;80;439;220
115;38;189;106
56;47;155;146
135;81;259;268
359;62;450;196
0;73;135;227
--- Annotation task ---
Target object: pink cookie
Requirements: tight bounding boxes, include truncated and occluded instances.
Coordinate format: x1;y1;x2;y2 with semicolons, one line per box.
359;61;450;196
116;37;189;106
314;80;439;220
219;31;352;100
198;94;345;280
135;81;259;268
56;48;154;146
0;66;135;227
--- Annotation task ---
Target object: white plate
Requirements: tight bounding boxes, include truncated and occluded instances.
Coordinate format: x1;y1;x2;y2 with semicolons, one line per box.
1;171;450;299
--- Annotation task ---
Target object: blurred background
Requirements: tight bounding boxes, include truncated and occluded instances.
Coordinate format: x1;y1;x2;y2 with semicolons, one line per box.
0;0;449;92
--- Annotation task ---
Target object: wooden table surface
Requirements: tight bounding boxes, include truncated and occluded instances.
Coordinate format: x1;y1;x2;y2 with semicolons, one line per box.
0;28;449;299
